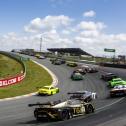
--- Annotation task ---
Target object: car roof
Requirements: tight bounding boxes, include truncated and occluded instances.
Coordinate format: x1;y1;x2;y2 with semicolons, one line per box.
106;73;115;75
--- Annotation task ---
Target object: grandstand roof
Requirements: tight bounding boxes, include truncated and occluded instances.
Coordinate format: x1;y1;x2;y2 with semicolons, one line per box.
47;48;92;56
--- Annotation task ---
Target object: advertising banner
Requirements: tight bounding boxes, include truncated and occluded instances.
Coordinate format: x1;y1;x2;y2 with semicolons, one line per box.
0;73;25;87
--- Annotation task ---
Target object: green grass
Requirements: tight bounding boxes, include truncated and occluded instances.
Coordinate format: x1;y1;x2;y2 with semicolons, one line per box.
0;54;23;79
0;60;52;99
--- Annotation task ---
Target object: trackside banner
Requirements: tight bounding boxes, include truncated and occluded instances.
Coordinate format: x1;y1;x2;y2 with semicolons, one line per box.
0;73;25;87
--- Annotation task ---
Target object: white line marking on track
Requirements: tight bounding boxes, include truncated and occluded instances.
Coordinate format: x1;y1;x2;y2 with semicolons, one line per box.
96;97;124;111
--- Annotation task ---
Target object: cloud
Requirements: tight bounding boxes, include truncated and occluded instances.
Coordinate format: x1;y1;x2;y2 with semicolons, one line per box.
1;14;126;56
83;10;96;17
77;21;106;31
24;15;73;33
62;30;71;35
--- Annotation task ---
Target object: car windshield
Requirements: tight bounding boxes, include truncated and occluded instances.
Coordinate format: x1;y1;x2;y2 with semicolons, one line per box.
43;86;50;90
74;73;81;75
113;79;122;81
114;85;126;89
67;100;81;105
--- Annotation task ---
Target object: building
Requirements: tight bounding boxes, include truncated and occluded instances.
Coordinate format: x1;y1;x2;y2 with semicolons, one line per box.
47;48;92;57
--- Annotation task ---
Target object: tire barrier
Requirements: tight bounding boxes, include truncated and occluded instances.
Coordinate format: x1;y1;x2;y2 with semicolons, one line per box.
0;51;26;88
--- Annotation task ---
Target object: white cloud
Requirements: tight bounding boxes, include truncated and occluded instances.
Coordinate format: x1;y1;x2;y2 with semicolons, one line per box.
77;21;106;31
1;14;126;56
62;30;71;35
24;15;73;33
83;10;96;17
80;30;100;38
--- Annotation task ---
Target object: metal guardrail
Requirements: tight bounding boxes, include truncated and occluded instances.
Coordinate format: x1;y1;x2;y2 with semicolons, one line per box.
0;51;27;72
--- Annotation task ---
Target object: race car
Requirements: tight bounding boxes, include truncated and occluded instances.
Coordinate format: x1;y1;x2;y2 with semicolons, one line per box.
73;68;86;75
110;85;126;97
52;60;62;65
35;54;46;59
38;86;59;95
71;72;84;80
77;64;90;72
87;66;98;73
68;91;97;102
101;73;118;81
108;78;126;88
66;62;78;67
50;58;56;62
52;59;65;65
28;99;95;121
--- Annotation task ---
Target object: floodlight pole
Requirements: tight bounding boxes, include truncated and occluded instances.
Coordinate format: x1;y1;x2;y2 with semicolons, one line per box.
40;35;42;52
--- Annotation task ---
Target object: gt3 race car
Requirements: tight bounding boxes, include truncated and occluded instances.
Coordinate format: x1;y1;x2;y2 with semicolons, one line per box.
52;60;62;65
66;62;78;67
71;72;84;80
101;73;117;81
51;59;66;65
73;68;86;75
110;85;126;97
87;67;98;73
108;78;126;88
38;86;59;95
68;91;97;102
28;99;95;121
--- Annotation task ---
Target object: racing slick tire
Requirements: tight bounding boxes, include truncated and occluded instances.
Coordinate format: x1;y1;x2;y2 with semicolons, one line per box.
61;110;70;121
34;110;41;121
85;104;94;114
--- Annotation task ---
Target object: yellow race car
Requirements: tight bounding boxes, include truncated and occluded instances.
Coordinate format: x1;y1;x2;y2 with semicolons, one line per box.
66;62;78;67
38;86;59;95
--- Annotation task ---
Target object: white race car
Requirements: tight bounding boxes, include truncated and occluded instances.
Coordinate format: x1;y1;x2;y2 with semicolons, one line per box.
110;85;126;97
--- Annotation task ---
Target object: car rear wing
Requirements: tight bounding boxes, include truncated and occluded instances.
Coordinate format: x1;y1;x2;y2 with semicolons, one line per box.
28;100;61;107
67;92;86;94
28;102;52;107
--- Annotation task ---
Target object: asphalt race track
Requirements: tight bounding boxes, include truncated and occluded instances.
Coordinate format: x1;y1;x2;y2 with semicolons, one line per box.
0;57;126;126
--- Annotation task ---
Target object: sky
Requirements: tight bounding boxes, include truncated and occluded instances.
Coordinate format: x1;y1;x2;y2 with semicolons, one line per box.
0;0;126;56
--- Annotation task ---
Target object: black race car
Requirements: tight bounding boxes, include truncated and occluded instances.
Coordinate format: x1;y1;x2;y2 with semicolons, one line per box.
101;73;117;81
28;99;94;121
51;59;65;65
87;67;98;73
52;60;62;65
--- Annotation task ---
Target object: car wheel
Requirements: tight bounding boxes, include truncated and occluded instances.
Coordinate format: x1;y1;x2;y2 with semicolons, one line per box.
61;110;69;121
85;104;94;114
57;89;59;93
34;110;41;121
69;111;73;119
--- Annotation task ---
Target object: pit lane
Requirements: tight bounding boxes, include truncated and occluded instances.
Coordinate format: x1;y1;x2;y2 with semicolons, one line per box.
0;57;125;126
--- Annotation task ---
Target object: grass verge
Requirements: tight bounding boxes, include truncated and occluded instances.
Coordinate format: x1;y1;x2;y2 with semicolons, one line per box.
0;60;52;99
0;54;23;78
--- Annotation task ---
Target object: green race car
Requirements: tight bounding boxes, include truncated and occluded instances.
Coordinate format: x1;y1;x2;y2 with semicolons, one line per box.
38;86;59;95
108;78;126;88
71;72;83;80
